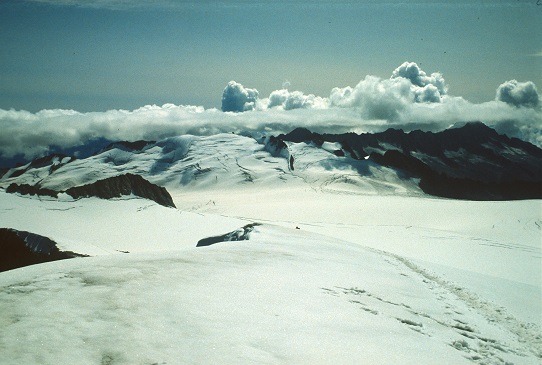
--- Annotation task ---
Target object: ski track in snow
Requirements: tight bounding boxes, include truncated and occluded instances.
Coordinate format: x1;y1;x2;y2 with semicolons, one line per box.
379;253;541;362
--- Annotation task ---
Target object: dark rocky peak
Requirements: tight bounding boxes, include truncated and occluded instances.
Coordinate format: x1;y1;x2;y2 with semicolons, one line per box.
367;122;488;153
280;128;324;145
438;122;501;147
66;173;175;208
99;140;156;154
28;153;75;169
448;121;495;133
7;153;75;179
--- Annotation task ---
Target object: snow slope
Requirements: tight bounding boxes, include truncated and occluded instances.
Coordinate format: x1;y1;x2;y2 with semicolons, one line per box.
173;187;542;326
0;128;540;364
0;192;247;256
0;190;540;364
0;133;422;197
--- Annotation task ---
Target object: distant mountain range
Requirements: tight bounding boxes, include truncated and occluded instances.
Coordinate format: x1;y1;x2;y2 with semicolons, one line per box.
1;122;540;200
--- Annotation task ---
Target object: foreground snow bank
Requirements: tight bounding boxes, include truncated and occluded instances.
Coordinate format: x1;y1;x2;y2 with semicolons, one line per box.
1;225;540;365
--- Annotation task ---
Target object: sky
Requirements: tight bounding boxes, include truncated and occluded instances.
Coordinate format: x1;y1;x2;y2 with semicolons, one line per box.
0;0;541;163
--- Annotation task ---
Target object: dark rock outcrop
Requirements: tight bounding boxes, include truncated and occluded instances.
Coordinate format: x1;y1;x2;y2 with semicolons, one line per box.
264;136;289;156
197;223;260;247
66;173;176;208
0;167;9;179
6;153;75;179
0;228;86;272
6;174;176;208
100;140;156;153
6;183;58;198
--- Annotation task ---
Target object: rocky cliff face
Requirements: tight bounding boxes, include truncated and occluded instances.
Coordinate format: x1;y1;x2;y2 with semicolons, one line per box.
65;173;176;208
0;228;85;272
6;174;176;208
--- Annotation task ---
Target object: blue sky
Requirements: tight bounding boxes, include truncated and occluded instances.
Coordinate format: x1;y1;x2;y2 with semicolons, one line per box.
1;0;540;112
0;0;541;164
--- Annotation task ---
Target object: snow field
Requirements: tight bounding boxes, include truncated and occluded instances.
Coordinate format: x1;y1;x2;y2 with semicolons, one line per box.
1;223;539;364
0;185;540;364
172;187;541;326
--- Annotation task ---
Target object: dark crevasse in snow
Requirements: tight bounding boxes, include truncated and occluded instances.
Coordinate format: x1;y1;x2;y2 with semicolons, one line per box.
0;228;87;272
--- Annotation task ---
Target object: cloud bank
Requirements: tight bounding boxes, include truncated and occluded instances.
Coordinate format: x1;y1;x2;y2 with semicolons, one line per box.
1;62;540;162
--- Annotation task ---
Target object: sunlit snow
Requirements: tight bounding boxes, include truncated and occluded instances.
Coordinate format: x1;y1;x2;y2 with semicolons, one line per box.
0;133;540;364
0;186;540;364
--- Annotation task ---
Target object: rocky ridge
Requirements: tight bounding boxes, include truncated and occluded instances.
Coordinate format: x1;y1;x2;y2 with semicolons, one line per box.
0;228;87;272
7;173;176;208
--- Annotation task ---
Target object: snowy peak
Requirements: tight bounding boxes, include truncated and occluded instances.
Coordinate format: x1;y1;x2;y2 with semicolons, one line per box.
276;122;542;199
1;123;540;200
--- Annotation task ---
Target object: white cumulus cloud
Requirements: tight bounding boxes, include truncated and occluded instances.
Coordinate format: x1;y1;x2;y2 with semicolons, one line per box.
266;89;328;110
391;61;447;97
1;62;541;162
329;75;414;119
496;80;539;108
221;81;259;112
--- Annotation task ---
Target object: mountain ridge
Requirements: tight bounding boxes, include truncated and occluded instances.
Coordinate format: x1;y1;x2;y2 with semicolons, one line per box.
6;173;175;208
1;122;540;200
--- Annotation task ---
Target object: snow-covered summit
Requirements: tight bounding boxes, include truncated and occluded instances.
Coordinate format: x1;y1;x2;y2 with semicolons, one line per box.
0;132;421;197
1;122;540;200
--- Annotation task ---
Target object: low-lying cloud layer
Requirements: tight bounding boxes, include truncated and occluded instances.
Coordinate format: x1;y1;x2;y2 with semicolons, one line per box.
1;62;540;162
